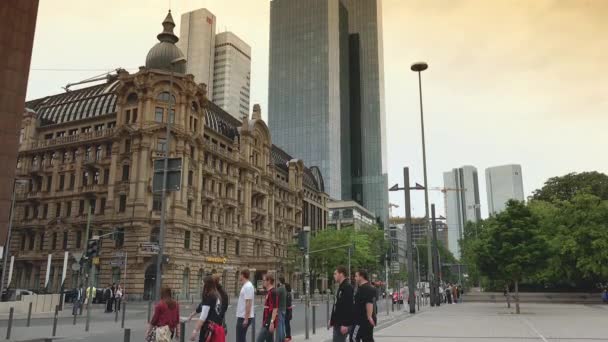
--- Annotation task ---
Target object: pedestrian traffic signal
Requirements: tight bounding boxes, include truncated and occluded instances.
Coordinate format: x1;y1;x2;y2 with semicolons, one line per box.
86;239;99;258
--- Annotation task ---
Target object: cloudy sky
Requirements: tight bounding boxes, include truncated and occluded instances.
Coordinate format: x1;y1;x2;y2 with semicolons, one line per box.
27;0;608;218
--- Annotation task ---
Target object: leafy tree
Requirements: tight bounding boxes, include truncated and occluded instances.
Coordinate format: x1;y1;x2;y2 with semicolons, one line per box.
532;171;608;202
530;194;608;288
470;200;548;313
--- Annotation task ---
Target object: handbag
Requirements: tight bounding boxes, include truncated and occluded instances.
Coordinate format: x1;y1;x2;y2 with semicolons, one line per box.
155;325;172;342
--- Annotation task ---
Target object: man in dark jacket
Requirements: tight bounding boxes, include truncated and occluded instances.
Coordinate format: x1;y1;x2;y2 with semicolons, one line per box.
329;266;354;342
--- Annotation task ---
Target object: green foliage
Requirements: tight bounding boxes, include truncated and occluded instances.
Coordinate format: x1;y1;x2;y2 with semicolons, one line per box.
463;172;608;291
532;171;608;202
308;226;388;277
467;200;548;284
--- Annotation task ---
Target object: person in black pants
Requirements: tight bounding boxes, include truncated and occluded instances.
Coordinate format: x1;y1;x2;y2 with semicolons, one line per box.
350;270;376;342
285;283;293;341
329;266;354;342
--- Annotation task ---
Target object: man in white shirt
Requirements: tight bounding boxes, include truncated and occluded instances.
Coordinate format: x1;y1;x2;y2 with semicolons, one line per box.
236;269;255;342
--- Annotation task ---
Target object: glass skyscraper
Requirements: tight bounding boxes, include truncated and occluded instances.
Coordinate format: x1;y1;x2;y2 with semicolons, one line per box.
268;0;388;227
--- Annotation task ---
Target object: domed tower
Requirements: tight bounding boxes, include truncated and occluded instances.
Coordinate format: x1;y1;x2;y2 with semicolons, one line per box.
145;10;186;73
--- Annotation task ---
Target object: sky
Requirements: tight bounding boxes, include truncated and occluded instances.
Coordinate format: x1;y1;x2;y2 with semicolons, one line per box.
27;0;608;219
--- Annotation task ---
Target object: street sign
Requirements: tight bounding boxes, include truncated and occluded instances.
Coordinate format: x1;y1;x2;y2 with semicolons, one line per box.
391;261;400;274
72;252;83;262
92;257;100;265
110;259;125;266
139;242;160;255
113;251;126;258
153;158;182;192
71;263;81;272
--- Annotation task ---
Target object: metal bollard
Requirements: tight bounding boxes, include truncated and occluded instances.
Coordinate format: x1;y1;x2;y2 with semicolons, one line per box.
124;328;131;342
147;300;152;323
312;305;316;335
180;321;186;342
115;304;119;322
392;301;394;312
121;301;126;328
6;307;14;339
326;296;330;323
27;301;33;327
52;305;59;336
251;311;256;342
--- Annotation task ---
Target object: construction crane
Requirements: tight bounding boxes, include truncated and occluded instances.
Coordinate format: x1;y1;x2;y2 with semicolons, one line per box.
389;203;399;218
62;68;125;92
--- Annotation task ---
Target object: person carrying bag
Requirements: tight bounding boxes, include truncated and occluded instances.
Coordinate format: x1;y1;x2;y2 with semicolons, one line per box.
147;286;180;342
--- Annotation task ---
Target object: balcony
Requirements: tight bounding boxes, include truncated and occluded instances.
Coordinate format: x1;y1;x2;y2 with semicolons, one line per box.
223;197;238;208
202;191;216;202
202;163;215;175
81;184;104;195
27;128;115;151
251;206;266;217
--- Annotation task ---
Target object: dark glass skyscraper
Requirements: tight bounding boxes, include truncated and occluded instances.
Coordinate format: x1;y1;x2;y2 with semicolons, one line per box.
268;0;388;227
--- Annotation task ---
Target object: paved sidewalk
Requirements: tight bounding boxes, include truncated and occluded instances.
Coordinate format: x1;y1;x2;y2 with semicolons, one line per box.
375;302;608;341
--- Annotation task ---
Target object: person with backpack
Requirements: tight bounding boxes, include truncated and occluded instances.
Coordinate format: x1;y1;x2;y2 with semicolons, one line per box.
147;286;180;342
213;274;229;335
190;276;225;342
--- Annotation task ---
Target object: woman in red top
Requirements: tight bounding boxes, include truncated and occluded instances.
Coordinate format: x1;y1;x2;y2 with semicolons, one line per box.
147;286;181;341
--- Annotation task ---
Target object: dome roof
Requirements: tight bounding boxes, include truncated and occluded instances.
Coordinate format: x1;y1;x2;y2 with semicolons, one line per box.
145;11;186;73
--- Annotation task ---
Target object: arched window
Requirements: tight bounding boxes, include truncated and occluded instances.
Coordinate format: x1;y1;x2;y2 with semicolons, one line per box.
126;93;138;104
156;92;175;104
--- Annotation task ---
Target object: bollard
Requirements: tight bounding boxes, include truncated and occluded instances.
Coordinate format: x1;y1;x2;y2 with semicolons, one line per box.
251;311;256;342
6;307;14;340
392;301;394;312
52;305;60;337
180;321;186;342
121;301;126;328
312;305;316;335
27;301;33;327
73;309;78;325
326;296;330;324
147;300;152;323
123;328;131;342
115;304;119;322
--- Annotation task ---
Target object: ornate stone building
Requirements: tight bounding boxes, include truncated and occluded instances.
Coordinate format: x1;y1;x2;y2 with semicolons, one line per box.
8;11;327;299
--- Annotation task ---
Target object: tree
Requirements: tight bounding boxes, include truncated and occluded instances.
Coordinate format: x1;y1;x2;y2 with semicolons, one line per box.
532;171;608;202
308;226;387;287
530;194;608;288
470;200;548;313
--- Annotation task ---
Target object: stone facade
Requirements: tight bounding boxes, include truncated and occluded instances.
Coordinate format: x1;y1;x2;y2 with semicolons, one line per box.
9;66;327;299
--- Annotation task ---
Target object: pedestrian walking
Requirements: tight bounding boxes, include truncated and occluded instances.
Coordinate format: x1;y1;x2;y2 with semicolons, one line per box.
276;277;288;342
285;283;293;342
104;284;114;313
72;284;84;315
212;274;229;335
235;269;255;342
190;276;225;342
147;285;180;342
329;266;353;342
446;284;452;304
350;270;376;342
115;283;123;311
256;273;278;342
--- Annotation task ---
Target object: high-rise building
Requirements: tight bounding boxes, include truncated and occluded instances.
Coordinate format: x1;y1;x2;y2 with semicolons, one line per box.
268;0;388;227
443;166;482;258
212;32;251;120
177;8;216;88
485;164;524;215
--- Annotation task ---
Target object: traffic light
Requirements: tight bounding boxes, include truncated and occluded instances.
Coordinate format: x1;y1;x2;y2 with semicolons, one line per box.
86;239;99;258
297;230;308;252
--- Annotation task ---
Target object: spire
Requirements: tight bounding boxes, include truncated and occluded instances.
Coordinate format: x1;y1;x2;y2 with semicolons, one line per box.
157;10;179;44
252;104;262;120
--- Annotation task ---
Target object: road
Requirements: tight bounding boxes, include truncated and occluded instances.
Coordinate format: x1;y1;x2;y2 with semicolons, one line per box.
0;296;404;341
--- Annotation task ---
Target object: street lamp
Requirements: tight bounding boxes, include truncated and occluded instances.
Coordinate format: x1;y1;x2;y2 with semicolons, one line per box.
1;179;28;298
410;61;434;304
155;56;187;302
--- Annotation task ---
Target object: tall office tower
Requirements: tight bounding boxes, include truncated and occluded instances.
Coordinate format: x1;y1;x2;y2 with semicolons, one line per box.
268;0;350;201
343;0;388;228
268;0;388;227
443;166;482;258
177;8;216;88
212;32;251;120
486;164;524;215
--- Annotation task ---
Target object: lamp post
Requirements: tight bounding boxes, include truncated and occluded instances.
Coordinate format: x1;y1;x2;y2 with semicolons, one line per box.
410;62;434;303
155;56;186;302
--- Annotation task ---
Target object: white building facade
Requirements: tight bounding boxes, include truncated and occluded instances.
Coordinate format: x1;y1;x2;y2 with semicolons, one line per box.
485;164;524;215
212;32;251;120
443;165;482;258
177;8;216;89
